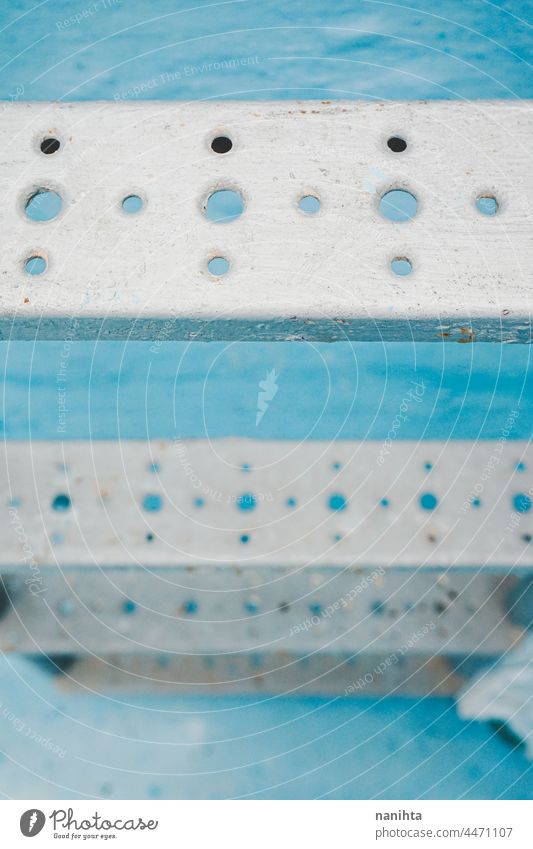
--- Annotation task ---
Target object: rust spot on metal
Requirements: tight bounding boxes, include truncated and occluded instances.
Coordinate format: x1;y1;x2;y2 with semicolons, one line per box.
457;327;475;343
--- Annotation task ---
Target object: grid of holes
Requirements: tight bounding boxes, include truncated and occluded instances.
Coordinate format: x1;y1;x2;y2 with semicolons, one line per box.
10;455;530;553
21;131;501;280
3;454;528;631
46;580;479;630
3;565;494;637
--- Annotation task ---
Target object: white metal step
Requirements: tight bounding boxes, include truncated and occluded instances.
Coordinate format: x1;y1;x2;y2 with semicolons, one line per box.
3;100;532;341
0;566;521;657
3;439;528;676
3;439;533;570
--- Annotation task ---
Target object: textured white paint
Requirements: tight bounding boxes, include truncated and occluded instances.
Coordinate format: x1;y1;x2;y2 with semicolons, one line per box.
0;565;521;657
2;100;532;341
2;439;533;569
3;438;528;688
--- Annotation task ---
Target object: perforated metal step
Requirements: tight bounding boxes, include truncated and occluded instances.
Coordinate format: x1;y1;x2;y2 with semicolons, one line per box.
4;438;529;691
1;566;522;657
3;100;532;341
3;439;533;570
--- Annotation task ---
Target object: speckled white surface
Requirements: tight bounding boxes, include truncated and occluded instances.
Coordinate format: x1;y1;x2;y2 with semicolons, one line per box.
3;99;533;341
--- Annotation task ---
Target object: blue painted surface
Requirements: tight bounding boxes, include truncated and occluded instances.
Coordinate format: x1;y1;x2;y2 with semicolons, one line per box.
0;341;531;441
1;0;531;101
0;0;532;800
0;654;531;801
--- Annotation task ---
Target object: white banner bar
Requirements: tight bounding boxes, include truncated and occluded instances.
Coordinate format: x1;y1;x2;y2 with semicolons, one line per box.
1;800;530;847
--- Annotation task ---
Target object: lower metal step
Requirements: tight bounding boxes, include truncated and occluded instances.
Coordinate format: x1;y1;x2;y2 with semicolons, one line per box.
0;567;523;657
54;652;466;697
3;438;528;694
